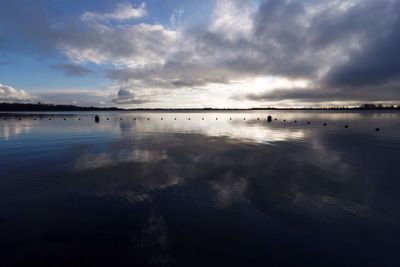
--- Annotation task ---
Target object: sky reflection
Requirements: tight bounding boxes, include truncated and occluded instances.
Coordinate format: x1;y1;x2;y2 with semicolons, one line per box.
0;111;399;266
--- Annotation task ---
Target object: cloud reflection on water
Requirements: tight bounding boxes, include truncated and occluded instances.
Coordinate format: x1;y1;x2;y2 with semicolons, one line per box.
69;130;372;221
0;111;399;266
0;119;34;140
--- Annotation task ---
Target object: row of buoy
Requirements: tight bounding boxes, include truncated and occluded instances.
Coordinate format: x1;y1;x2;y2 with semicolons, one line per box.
88;117;284;122
1;115;382;131
92;115;382;131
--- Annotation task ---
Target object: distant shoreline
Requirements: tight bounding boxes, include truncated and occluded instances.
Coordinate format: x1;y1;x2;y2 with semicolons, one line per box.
0;103;399;112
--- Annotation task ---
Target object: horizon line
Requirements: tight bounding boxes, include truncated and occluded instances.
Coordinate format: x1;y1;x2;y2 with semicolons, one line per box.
1;102;400;112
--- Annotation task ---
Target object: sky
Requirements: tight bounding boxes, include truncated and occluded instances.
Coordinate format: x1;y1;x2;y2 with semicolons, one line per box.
0;0;399;108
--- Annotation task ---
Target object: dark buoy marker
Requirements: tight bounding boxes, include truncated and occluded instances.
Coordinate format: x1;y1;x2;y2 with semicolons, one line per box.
323;123;327;126
294;120;297;123
267;115;272;122
307;122;310;124
345;125;349;128
375;128;380;132
95;115;100;123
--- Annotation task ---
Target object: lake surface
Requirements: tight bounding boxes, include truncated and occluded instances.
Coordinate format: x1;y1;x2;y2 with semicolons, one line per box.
1;111;399;266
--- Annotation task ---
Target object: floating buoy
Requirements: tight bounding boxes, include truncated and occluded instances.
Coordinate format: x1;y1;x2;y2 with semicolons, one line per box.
174;118;177;120
230;118;232;120
64;118;66;120
49;118;51;120
34;118;37;120
375;128;380;132
18;118;21;121
307;122;310;124
216;118;218;120
274;119;277;121
323;123;327;126
134;118;136;120
257;118;260;120
106;118;109;120
244;118;246;120
147;118;150;120
294;120;297;123
95;115;99;123
283;119;286;122
345;125;349;128
188;118;191;120
79;118;81;120
120;118;122;120
161;118;163;120
202;118;204;120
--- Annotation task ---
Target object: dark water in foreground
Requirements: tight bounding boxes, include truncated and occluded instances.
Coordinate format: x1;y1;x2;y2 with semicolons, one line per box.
0;111;399;266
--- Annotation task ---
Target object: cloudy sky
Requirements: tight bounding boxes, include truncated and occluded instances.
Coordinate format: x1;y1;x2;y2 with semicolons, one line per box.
0;0;399;108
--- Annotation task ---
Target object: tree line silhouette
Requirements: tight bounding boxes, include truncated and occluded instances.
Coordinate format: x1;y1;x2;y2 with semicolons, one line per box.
0;102;399;111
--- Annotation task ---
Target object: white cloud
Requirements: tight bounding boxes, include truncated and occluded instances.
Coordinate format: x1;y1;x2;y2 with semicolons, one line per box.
46;0;400;106
210;0;254;40
81;2;146;22
61;23;181;68
62;1;259;98
0;83;34;102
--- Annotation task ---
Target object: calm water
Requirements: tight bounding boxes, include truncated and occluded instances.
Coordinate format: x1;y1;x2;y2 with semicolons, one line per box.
0;111;399;266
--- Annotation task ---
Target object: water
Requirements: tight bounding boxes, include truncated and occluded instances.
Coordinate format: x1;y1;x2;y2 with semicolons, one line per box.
0;111;399;266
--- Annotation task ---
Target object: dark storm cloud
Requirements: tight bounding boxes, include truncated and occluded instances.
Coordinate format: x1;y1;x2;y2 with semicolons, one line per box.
52;64;95;77
112;89;150;104
240;0;400;103
252;0;318;78
252;0;400;81
324;3;400;87
241;83;400;103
